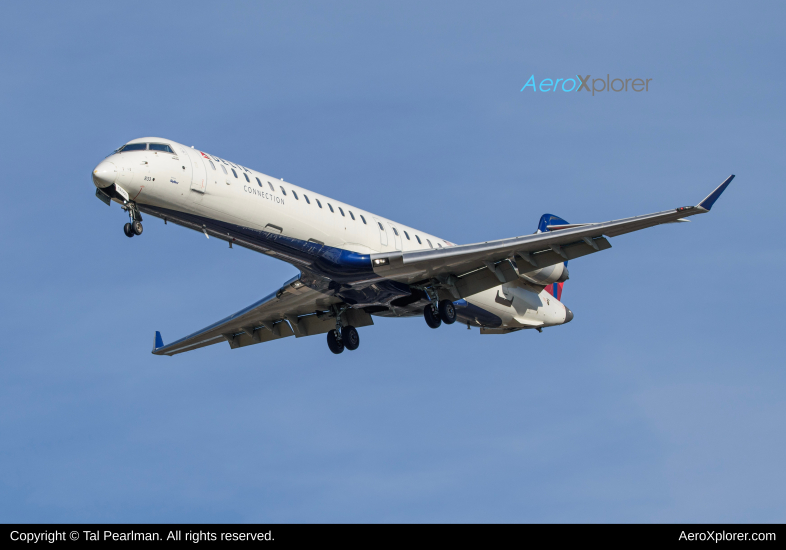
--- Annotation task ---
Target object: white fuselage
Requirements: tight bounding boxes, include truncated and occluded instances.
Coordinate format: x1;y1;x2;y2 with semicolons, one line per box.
93;137;570;330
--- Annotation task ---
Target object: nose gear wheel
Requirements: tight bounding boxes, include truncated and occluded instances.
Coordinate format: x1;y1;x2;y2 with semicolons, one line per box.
121;202;143;238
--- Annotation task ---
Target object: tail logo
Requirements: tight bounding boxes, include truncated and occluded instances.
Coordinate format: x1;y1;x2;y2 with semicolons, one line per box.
537;214;568;301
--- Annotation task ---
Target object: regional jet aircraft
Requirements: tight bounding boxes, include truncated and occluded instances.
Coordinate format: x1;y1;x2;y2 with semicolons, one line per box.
92;138;734;356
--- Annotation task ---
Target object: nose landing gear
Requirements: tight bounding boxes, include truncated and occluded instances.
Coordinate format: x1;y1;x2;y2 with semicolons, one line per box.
121;203;143;238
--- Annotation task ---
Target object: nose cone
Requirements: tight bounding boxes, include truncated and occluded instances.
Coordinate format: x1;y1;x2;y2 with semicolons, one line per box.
92;161;117;188
564;307;574;323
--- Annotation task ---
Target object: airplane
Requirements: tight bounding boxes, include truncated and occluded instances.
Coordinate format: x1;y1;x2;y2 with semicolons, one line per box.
91;137;734;356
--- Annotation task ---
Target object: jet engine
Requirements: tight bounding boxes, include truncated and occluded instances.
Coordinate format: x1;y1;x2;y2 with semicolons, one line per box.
518;262;569;285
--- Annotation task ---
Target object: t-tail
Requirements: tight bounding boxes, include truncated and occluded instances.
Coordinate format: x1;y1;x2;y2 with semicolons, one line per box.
536;213;570;301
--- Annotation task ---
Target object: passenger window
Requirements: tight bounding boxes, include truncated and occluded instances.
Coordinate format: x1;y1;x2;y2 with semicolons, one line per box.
392;227;399;236
304;194;310;204
231;169;238;178
209;160;216;170
316;199;322;208
148;143;173;153
360;215;367;224
403;231;410;240
427;239;433;248
279;186;287;196
349;211;355;220
221;165;228;175
292;190;299;200
377;222;384;230
416;235;422;244
244;173;250;182
256;177;262;187
120;143;147;152
338;207;345;216
437;243;443;248
328;203;334;213
267;181;275;192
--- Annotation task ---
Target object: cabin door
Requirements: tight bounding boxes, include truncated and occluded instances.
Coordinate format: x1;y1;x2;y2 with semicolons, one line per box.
372;217;388;246
187;148;208;193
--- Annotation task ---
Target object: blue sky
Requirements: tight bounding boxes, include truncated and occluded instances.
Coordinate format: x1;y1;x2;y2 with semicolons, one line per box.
1;1;784;522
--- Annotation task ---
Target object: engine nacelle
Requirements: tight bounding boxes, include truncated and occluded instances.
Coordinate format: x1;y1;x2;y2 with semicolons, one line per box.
518;262;569;286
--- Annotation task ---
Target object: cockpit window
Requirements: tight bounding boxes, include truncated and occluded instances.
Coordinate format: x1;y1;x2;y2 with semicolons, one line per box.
119;143;147;152
149;143;174;153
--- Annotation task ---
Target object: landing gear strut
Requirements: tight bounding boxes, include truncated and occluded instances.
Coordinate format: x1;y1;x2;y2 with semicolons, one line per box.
326;305;360;354
121;202;143;238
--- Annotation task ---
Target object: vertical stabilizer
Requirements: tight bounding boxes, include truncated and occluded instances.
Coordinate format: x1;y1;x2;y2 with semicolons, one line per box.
537;213;568;300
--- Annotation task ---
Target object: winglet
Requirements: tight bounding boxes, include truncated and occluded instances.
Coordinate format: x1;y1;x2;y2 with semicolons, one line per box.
698;175;735;211
154;331;164;351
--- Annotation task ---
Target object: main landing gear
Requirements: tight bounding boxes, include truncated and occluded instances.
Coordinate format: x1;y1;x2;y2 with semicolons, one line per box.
121;203;143;238
123;221;143;238
326;305;360;355
422;285;457;329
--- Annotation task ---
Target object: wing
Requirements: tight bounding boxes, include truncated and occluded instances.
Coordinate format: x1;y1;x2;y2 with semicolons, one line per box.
152;275;373;356
369;176;735;298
